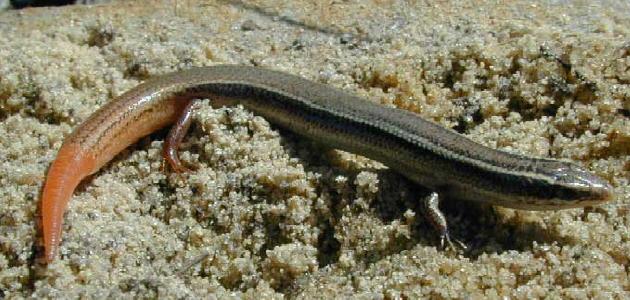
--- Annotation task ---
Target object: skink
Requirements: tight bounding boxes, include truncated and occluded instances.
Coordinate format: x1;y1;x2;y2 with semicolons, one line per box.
41;65;613;262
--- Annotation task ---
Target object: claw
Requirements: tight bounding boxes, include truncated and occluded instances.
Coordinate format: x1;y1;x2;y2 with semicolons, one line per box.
440;230;468;251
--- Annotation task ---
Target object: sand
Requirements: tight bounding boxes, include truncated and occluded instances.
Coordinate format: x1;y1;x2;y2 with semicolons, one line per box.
0;0;628;298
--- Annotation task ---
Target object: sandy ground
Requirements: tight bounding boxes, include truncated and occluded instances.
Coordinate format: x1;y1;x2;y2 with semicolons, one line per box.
0;0;628;298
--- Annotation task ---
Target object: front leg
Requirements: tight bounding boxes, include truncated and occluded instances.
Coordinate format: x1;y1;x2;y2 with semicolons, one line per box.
422;191;467;250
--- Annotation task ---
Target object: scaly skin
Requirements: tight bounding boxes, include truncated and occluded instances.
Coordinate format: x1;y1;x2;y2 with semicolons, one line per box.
41;65;613;262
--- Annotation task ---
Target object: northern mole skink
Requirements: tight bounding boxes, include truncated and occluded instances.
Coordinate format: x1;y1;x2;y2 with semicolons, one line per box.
41;65;613;262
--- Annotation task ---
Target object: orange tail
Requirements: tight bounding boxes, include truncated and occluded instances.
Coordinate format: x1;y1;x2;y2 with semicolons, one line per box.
41;143;95;262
